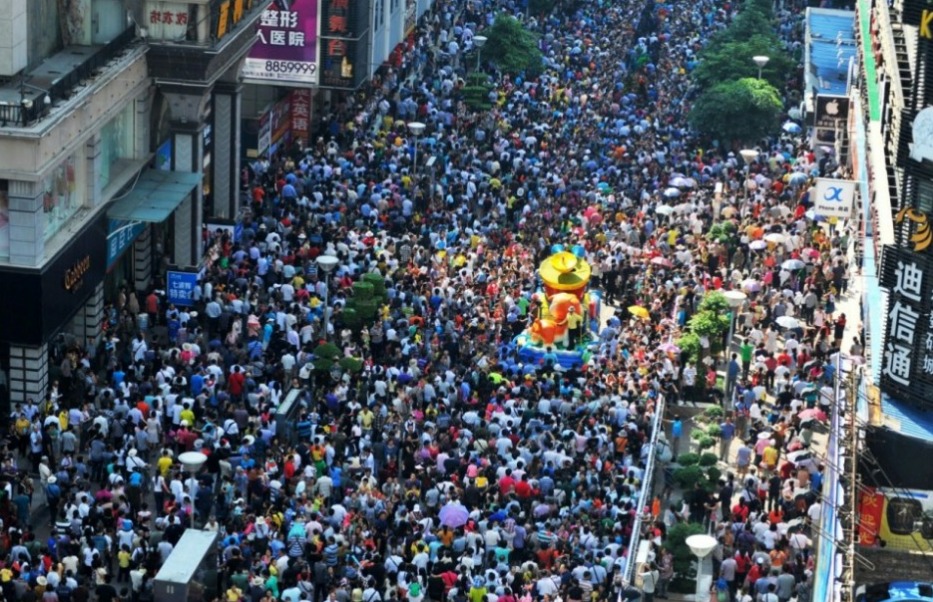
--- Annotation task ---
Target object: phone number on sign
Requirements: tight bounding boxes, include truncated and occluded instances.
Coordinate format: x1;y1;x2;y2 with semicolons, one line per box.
264;61;317;74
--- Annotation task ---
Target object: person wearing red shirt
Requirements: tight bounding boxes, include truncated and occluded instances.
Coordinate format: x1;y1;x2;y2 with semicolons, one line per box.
498;470;515;497
228;365;246;401
514;475;534;500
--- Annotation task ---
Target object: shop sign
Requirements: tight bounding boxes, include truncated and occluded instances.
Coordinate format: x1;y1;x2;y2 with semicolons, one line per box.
814;95;849;130
64;255;91;293
216;0;254;40
167;270;199;307
242;0;320;85
810;178;856;219
879;245;933;407
107;219;146;270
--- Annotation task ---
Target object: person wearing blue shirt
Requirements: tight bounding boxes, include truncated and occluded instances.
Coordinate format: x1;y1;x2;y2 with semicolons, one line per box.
719;417;736;463
190;371;205;397
726;353;741;402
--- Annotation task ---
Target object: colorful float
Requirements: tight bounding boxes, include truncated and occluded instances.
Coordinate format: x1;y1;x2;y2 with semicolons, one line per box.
512;247;601;368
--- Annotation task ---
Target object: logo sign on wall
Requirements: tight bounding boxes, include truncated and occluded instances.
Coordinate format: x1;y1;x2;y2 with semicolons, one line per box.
814;95;850;129
879;245;933;408
242;0;320;86
167;270;199;307
811;178;856;218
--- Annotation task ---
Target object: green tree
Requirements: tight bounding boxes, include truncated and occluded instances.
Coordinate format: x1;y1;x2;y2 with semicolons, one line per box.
482;14;542;76
667;523;707;575
692;35;794;90
677;332;702;363
698;291;730;315
688;78;783;145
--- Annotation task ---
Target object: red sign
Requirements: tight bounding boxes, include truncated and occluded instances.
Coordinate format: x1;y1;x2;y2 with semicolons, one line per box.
290;89;312;144
858;487;884;545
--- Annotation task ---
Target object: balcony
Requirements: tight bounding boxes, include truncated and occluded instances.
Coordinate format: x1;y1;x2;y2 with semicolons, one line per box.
143;0;265;85
0;26;136;129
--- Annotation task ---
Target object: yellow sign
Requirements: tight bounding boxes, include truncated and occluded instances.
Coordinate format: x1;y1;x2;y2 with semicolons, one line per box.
895;207;932;252
216;0;247;40
64;255;91;292
920;9;933;39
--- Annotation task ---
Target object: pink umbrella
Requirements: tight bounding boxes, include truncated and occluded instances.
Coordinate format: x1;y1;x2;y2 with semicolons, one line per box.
801;248;820;259
651;256;673;268
798;408;827;422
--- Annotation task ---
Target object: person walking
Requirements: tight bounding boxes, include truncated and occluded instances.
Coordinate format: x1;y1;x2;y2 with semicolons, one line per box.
639;563;660;602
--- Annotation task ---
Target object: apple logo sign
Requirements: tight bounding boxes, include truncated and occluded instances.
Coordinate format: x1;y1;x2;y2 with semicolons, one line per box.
825;100;839;116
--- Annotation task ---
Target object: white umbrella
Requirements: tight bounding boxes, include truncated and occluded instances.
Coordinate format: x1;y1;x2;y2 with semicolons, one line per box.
670;176;690;188
782;259;805;270
742;279;762;292
749;240;768;251
776;316;800;329
655;204;675;215
764;232;786;244
663;187;681;198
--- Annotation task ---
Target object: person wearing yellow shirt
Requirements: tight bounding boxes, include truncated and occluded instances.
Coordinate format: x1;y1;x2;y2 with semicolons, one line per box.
157;449;174;477
358;409;375;433
762;441;779;473
565;306;584;349
180;405;196;427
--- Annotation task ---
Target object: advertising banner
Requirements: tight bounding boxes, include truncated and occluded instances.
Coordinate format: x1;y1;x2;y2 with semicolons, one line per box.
857;487;885;546
290;89;312;144
242;0;320;86
811;178;856;219
167;270;198;307
873;488;933;551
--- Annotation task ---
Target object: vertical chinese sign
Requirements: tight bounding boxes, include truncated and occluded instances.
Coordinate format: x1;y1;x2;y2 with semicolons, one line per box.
405;0;418;36
290;89;312;146
320;0;370;89
145;2;191;40
879;245;933;407
857;487;884;546
242;0;320;85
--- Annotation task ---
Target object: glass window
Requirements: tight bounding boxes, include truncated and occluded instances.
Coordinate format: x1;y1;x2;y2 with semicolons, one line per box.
99;104;136;192
43;150;85;243
918;178;933;215
376;0;385;29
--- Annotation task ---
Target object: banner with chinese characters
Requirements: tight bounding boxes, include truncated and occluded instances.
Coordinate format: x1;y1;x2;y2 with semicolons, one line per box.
290;89;311;144
167;269;198;307
879;244;933;406
857;487;884;546
405;0;418;35
242;0;320;86
144;1;190;41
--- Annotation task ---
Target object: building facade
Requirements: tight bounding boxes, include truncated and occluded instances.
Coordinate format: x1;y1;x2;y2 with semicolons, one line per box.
0;0;262;411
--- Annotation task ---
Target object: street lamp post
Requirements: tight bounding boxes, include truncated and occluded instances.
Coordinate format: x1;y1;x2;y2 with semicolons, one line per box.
473;35;487;71
178;451;208;530
407;121;426;191
753;55;770;80
316;255;339;342
739;148;759;203
687;534;718;602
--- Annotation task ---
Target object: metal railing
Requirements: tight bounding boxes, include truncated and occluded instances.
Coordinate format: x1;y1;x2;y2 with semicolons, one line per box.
624;393;666;585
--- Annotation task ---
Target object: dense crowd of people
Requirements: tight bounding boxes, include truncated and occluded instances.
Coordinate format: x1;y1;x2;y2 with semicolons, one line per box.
0;0;860;601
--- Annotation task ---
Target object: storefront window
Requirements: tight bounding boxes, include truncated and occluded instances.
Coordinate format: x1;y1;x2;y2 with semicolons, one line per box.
43;151;85;243
99;104;136;192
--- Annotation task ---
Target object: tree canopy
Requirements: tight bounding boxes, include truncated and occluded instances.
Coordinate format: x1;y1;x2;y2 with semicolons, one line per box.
692;34;794;90
481;14;542;76
688;77;783;145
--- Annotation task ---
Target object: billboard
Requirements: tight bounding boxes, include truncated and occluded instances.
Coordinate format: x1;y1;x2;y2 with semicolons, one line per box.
858;487;933;551
879;245;933;407
242;0;320;86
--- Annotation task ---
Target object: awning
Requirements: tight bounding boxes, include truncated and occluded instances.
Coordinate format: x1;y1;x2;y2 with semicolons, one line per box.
106;169;202;222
